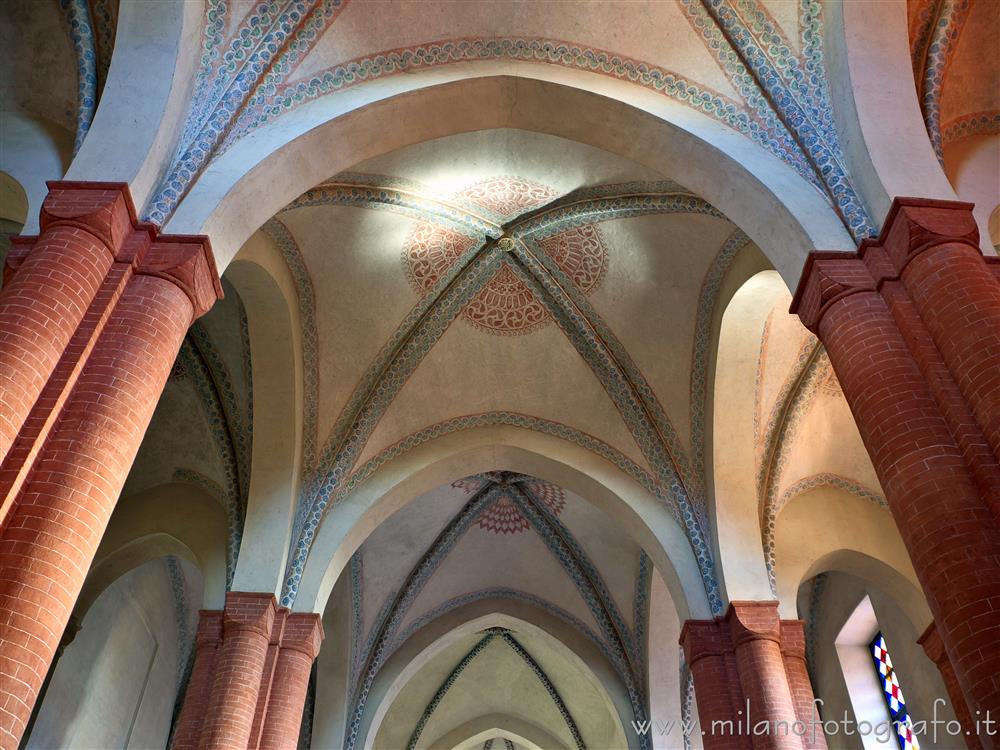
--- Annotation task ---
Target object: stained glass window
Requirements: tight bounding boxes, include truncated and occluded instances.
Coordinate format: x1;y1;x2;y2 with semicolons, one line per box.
871;632;920;750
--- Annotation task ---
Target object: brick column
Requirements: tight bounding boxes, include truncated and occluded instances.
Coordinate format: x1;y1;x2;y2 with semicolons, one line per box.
170;612;223;750
918;621;983;750
0;183;137;521
876;199;1000;466
792;253;1000;746
248;609;287;748
727;603;803;750
199;593;277;750
779;621;825;750
259;613;324;750
0;229;220;748
680;618;753;750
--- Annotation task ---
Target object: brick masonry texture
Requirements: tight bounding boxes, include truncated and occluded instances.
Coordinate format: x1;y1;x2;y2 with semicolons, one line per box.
173;598;323;750
0;183;220;749
681;602;820;750
792;198;1000;748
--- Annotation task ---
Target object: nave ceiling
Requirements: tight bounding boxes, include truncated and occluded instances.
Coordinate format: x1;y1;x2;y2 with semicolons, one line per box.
0;0;996;747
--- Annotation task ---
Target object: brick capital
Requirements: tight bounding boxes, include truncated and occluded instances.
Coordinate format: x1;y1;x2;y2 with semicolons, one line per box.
136;234;223;321
679;618;728;666
195;611;225;649
790;253;875;333
38;181;138;255
725;601;781;648
917;620;946;665
874;197;979;273
779;620;807;661
280;613;325;659
223;592;277;639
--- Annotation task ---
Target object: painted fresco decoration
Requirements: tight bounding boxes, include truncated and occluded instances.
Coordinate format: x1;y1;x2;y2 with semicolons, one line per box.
58;0;119;153
144;0;347;225
346;473;652;750
681;0;875;239
753;337;887;592
909;0;973;161
142;0;880;241
909;0;998;159
453;475;567;534
278;175;727;617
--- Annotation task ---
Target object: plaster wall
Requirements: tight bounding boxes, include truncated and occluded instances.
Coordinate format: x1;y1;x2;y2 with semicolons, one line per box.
27;559;181;750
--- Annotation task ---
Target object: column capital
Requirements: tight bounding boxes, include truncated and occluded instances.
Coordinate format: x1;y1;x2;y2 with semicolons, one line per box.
725;601;782;648
223;592;277;640
779;619;807;662
790;252;875;334
6;182;139;275
195;611;225;649
136;234;223;321
39;181;138;253
280;612;325;659
872;197;979;274
679;618;728;666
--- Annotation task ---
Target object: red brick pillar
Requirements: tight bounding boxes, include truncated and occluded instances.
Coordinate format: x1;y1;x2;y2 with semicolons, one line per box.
0;232;220;748
876;199;1000;466
727;603;803;750
680;618;752;750
792;253;1000;746
248;609;287;748
0;183;133;458
199;593;277;750
918;621;984;750
170;612;224;750
779;621;825;750
0;183;136;520
259;613;324;750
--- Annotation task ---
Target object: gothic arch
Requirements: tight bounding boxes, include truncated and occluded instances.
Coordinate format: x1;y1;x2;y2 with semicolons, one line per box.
823;0;957;227
294;430;712;623
224;230;305;598
164;74;854;283
359;612;631;750
774;485;925;626
84;482;228;612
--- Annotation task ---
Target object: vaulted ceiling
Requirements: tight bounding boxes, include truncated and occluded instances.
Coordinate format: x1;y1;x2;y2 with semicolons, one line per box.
1;0;996;748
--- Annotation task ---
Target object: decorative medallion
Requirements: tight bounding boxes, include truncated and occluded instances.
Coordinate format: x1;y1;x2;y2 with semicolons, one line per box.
402;177;608;336
452;476;566;535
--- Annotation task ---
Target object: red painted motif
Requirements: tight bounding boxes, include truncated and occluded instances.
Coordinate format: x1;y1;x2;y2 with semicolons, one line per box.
402;177;608;335
452;477;566;534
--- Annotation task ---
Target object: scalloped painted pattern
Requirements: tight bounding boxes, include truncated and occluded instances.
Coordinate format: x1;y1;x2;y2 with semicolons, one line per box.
60;0;98;155
145;0;345;224
918;0;973;162
941;109;1000;147
682;0;875;240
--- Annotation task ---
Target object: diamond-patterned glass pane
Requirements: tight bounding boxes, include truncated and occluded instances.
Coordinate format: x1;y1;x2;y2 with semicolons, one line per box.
871;632;920;750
